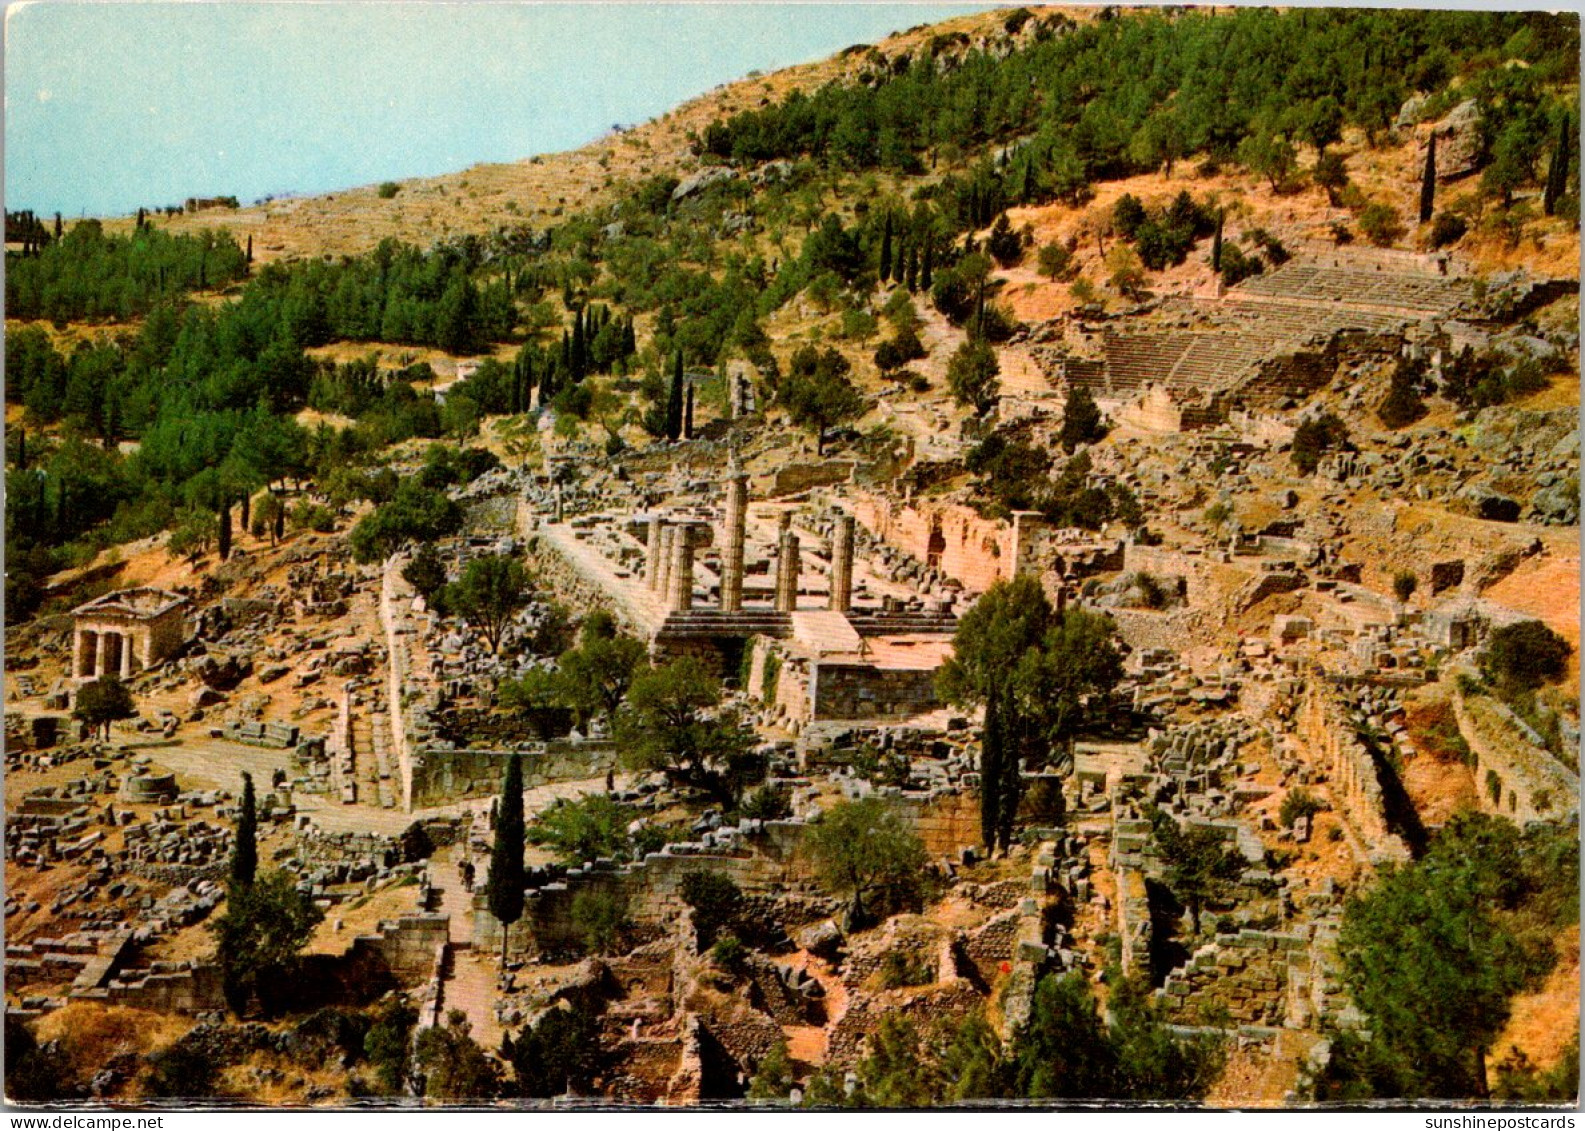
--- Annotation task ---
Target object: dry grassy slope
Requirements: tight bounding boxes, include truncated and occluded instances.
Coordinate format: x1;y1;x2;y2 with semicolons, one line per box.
91;6;1093;266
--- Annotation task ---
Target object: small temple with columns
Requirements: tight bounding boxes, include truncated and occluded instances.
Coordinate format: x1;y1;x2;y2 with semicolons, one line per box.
70;588;189;684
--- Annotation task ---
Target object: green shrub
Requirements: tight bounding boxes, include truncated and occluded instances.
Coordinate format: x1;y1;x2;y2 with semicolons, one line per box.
711;935;747;970
1279;787;1326;828
378;182;401;199
1358;202;1405;247
1429;211;1468;249
878;949;935;988
1480;620;1571;695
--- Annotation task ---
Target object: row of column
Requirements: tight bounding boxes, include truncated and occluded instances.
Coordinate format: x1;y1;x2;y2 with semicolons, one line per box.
73;627;137;680
642;483;857;616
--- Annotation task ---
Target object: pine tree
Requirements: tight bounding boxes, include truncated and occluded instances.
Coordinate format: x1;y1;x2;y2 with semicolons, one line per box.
486;755;526;965
1420;133;1437;225
231;772;258;888
218;498;232;561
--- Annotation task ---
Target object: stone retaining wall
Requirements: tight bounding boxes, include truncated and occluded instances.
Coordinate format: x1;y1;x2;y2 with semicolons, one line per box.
809;662;940;721
1453;681;1579;823
1294;682;1411;866
1158;929;1311;1028
408;740;615;807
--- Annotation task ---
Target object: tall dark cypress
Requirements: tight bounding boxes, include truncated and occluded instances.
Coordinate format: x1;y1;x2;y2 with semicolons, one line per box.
666;352;684;441
921;239;934;291
273;500;285;544
979;691;1004;853
571;308;586;380
15;427;26;472
1544;114;1571;217
53;212;62;241
1212;210;1224;274
904;246;919;292
218;499;232;561
231;772;258;888
879;213;894;284
684;381;695;440
1419;133;1437;225
995;706;1023;853
486;755;526;964
240;490;251;533
246;234;253;266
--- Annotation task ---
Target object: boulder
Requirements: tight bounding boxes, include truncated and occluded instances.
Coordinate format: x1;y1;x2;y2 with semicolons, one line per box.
794;919;844;961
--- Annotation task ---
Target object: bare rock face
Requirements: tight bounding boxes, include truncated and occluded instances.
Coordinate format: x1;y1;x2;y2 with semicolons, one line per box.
1420;99;1483;182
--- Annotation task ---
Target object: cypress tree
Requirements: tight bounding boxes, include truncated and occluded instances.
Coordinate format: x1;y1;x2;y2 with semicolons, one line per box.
246;234;253;266
136;207;146;231
880;213;894;284
684;381;695;440
921;239;934;290
53;212;62;240
486;755;526;965
15;427;26;472
666;352;685;441
904;246;919;292
102;393;120;450
240;491;250;533
273;499;285;544
1212;210;1224;274
995;706;1023;853
1544;114;1571;217
231;772;258;888
980;690;1004;852
1419;133;1437;225
218;498;232;561
571;308;586;380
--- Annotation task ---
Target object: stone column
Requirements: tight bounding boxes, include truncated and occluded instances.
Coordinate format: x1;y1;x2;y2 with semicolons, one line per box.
73;628;89;679
667;525;695;613
96;632;112;682
774;529;801;613
656;526;676;599
830;514;855;613
721;463;748;613
645;517;665;590
120;632;134;679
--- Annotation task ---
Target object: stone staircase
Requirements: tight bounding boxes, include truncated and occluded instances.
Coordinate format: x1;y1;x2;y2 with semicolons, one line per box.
368;693;397;809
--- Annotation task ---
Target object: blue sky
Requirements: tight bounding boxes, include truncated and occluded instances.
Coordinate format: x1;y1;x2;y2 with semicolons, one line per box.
5;2;995;217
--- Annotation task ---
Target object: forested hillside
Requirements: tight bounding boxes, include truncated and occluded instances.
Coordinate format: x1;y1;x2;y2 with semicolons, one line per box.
6;7;1578;628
